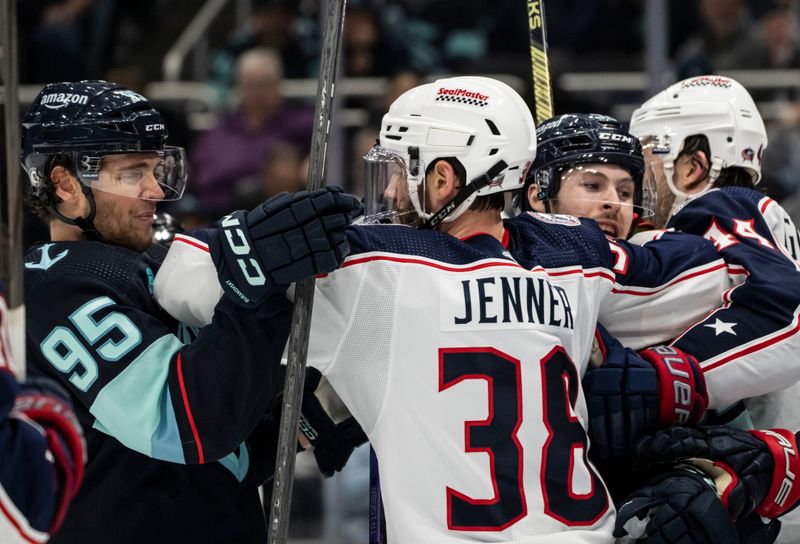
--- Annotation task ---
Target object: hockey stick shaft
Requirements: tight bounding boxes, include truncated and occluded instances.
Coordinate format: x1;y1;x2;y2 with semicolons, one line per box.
527;0;553;124
267;0;346;542
1;0;23;307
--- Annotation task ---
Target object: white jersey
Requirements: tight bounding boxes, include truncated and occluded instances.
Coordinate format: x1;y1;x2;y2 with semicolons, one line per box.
155;213;735;543
308;236;615;542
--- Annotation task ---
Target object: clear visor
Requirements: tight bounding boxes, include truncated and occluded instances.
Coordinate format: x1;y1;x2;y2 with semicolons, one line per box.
75;147;187;201
550;164;656;218
360;145;423;226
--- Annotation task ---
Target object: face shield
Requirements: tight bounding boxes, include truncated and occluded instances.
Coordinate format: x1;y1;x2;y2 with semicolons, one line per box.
361;145;424;226
72;147;188;201
546;164;656;238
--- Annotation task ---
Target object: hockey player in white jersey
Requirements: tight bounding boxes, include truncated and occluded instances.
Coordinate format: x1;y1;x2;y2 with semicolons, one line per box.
154;75;800;542
626;74;800;543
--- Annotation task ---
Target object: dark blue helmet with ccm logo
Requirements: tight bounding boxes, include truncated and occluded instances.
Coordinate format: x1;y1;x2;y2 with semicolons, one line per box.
21;80;186;208
520;113;646;211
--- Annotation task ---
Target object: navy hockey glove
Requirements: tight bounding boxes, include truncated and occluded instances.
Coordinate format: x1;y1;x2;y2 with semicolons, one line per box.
13;376;86;533
299;367;368;477
208;187;363;307
614;465;738;543
268;367;367;478
633;425;800;520
583;334;707;460
735;513;781;544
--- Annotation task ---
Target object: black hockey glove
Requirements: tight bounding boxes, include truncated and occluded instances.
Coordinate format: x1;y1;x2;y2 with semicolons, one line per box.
268;367;367;478
208;187;363;308
583;329;708;460
299;367;368;477
633;425;800;520
614;464;738;543
735;513;781;544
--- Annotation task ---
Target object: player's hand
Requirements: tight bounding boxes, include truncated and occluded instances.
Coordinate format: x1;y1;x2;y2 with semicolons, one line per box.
633;425;800;520
583;337;707;460
614;465;738;543
298;367;367;477
208;187;363;308
268;367;367;477
13;376;86;532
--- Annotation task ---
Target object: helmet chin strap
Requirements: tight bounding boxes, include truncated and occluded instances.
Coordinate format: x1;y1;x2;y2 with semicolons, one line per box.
48;184;105;242
421;160;508;230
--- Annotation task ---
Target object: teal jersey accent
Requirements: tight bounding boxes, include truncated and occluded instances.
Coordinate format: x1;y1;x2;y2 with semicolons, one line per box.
218;443;251;482
90;334;184;462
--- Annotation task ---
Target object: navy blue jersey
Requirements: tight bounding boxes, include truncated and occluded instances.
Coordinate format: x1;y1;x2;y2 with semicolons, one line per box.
24;240;291;543
658;188;800;410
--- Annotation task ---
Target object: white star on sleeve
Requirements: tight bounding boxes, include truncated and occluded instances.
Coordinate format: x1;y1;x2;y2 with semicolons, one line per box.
704;318;738;336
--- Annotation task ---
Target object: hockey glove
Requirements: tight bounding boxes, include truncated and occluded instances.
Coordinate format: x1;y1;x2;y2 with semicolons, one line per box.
13;376;86;533
299;367;368;477
614;464;738;543
268;367;367;478
633;425;800;520
208;187;363;308
583;331;708;460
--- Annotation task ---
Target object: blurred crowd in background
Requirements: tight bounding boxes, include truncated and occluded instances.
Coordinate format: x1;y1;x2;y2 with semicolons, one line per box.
11;0;800;540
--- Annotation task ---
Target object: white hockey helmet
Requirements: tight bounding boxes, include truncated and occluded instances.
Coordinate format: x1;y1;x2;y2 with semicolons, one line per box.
629;75;767;203
364;76;536;227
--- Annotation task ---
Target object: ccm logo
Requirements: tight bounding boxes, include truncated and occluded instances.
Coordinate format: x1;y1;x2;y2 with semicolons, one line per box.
145;123;165;131
599;132;634;144
221;214;266;286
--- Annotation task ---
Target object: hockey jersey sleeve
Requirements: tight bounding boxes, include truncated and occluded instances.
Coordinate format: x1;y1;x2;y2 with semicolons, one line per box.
665;188;800;409
0;287;84;543
25;239;293;466
598;230;730;349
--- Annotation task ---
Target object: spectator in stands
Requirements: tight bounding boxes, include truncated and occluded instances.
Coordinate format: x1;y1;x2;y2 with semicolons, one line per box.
189;48;314;216
674;0;759;78
18;0;96;83
212;0;314;84
343;3;410;77
233;141;307;211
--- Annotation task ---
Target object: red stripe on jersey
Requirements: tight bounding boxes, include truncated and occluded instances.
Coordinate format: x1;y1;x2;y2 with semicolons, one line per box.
176;353;205;464
341;254;617;286
341;254;523;273
611;262;727;296
760;197;774;215
702;311;800;372
174;234;210;253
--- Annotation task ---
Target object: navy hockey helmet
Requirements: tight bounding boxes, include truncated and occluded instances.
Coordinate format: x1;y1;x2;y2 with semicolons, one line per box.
21;80;187;204
520;114;653;216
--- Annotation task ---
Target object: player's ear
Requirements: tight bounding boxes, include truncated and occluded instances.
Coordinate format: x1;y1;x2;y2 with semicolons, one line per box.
50;166;82;203
430;159;458;199
526;183;547;212
688;150;710;185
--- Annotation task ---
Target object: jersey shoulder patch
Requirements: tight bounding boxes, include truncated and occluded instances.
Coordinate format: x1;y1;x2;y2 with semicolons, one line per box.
525;211;582;226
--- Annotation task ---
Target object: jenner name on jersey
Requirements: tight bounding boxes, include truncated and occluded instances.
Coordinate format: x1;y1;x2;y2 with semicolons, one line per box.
453;275;575;330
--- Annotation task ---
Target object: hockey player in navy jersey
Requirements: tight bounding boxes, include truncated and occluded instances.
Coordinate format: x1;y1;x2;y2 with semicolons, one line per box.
519;111;800;541
19;81;361;543
0;282;85;543
626;74;800;543
154;75;800;542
